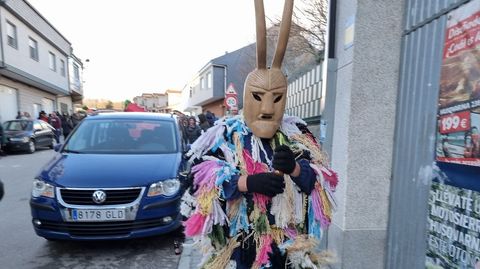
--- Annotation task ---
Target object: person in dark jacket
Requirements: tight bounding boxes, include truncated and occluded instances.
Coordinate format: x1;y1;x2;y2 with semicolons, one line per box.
198;113;210;132
61;113;74;139
49;112;62;143
205;110;215;126
184;117;201;145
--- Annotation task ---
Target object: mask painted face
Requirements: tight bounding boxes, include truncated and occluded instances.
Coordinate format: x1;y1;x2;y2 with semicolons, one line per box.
243;69;287;138
243;0;293;139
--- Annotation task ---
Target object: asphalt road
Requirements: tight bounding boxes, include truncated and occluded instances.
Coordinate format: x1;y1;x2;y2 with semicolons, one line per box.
0;147;181;269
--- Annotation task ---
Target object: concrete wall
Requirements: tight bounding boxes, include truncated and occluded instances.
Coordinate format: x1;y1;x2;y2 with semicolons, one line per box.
202;99;224;118
327;0;405;268
0;76;56;118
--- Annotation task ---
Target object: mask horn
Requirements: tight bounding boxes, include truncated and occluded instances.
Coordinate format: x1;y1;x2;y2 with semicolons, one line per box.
254;0;267;70
271;0;294;69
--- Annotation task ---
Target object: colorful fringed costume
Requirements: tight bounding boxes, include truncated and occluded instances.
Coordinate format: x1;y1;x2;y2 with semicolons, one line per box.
181;114;338;269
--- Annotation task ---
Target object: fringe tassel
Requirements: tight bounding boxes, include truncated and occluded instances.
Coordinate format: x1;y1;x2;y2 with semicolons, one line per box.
198;189;217;215
253;212;270;235
228;198;250;236
180;190;197;218
253;194;270;213
308;196;322;240
254;234;273;267
205;236;241;269
250;135;272;166
271;175;295;228
270;227;285;245
290;134;329;166
279;115;305;137
188;123;227;161
184;213;207;237
319;189;332;228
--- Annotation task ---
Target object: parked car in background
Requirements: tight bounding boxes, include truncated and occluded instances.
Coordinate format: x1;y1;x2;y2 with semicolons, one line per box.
1;119;56;153
30;112;187;240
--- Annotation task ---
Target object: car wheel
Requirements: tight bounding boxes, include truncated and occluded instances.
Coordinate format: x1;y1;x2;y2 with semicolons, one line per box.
27;139;36;154
49;137;55;149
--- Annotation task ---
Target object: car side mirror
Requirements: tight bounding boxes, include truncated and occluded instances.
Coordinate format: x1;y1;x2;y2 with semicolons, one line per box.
54;143;62;152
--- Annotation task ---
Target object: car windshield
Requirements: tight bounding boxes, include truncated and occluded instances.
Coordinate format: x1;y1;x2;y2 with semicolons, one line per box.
63;119;178;154
3;120;31;131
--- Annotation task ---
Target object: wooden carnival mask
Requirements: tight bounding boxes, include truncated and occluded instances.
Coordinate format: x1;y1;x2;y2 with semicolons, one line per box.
243;0;293;139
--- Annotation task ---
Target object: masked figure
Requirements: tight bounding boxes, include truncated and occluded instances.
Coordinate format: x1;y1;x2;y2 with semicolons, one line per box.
182;1;338;268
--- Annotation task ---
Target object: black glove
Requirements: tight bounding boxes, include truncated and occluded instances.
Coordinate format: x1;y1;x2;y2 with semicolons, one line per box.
246;173;285;197
272;145;296;174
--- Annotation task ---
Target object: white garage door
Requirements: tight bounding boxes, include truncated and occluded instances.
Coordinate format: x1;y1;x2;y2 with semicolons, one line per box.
42;98;54;114
0;85;18;122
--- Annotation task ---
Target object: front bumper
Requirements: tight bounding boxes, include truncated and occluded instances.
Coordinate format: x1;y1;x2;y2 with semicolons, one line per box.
4;141;29;151
30;190;183;241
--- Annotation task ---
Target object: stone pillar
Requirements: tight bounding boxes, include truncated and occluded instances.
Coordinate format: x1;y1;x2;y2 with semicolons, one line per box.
326;0;405;268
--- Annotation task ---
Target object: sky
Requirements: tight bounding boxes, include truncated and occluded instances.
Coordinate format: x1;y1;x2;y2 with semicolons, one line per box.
27;0;290;102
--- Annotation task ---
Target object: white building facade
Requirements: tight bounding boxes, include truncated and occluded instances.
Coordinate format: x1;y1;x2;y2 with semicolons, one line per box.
0;0;83;121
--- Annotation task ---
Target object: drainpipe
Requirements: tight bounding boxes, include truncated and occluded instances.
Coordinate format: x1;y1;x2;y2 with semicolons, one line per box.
0;2;5;68
320;0;337;156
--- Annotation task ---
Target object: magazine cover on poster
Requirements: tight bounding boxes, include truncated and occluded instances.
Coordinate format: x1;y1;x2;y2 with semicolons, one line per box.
435;0;480;167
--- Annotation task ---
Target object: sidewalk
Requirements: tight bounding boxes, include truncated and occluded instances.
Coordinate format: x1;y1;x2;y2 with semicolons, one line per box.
177;238;202;269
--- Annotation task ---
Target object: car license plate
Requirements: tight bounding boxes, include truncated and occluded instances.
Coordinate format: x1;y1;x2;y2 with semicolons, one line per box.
71;209;126;222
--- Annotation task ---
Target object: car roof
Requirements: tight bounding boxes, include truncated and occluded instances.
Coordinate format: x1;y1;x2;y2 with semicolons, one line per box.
85;112;176;122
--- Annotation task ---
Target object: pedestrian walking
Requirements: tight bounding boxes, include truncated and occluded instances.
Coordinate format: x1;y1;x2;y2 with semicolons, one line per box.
38;111;49;123
61;113;74;139
197;113;210;132
15;111;22;119
49;112;62;143
184;117;201;145
205;110;216;126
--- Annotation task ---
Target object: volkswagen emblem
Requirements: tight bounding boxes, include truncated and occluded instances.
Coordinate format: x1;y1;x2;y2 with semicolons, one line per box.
92;190;107;204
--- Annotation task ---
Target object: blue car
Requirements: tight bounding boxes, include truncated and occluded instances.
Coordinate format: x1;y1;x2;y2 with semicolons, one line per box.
30;112;187;240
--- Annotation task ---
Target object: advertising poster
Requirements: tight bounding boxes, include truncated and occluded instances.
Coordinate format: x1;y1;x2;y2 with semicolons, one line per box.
435;0;480;167
426;163;480;269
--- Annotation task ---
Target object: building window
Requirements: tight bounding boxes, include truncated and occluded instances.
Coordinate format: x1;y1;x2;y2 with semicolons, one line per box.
49;52;56;71
73;63;80;81
207;72;212;88
6;21;17;48
200;77;205;89
60;59;66;77
29;37;39;61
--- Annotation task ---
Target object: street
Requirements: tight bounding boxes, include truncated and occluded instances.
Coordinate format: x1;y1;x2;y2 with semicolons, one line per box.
0;148;181;269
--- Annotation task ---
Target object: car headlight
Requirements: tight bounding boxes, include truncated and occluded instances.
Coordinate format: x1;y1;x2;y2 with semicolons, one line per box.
147;178;180;197
32;179;55;198
10;137;29;142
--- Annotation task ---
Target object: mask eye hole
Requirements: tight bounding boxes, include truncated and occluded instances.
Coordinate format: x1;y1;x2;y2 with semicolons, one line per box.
252;93;262;101
274;95;283;103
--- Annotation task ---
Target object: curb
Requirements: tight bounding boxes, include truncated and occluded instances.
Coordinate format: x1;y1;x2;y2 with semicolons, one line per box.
177;238;193;269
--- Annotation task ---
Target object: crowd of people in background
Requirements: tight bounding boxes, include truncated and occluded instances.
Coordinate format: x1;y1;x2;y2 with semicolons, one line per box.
177;110;217;146
35;110;85;143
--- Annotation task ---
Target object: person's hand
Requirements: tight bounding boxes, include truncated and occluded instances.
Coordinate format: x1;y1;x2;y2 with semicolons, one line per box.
272;145;296;174
246;173;284;197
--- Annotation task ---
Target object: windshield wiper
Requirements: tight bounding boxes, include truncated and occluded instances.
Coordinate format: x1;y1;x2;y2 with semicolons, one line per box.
62;149;83;154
